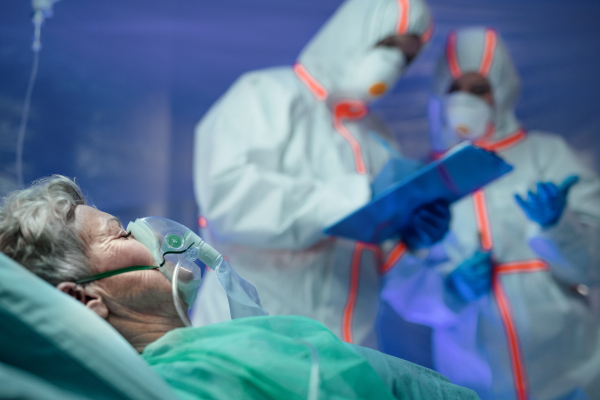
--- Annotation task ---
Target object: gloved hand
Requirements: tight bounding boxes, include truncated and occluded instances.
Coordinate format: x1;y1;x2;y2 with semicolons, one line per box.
400;199;451;250
514;175;579;228
447;251;492;302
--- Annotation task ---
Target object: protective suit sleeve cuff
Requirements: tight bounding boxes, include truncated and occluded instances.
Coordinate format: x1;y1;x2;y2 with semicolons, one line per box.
526;208;599;285
526;208;581;243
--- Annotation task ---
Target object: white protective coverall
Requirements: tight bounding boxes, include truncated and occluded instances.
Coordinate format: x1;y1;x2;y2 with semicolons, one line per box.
191;0;432;348
382;28;600;400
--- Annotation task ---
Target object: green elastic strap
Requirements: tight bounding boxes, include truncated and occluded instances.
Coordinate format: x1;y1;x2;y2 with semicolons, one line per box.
74;265;159;284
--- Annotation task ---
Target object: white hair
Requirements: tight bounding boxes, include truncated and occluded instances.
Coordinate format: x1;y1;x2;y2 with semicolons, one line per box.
0;175;91;286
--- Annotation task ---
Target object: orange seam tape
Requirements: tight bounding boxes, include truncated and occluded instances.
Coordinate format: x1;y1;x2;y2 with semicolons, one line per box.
342;243;365;343
293;63;328;101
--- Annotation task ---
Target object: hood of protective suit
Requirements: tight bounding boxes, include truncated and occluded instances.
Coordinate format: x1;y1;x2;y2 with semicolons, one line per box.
429;27;522;152
297;0;432;101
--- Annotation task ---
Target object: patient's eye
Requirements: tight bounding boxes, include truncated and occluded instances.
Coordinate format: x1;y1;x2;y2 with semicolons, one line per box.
120;232;132;239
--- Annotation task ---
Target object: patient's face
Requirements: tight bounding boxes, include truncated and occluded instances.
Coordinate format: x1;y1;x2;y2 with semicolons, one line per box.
75;205;174;314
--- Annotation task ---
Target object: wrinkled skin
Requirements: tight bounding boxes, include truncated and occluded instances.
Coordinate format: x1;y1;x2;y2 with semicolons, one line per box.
57;205;184;352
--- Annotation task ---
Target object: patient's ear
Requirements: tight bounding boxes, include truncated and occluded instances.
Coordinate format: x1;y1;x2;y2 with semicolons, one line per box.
57;282;109;319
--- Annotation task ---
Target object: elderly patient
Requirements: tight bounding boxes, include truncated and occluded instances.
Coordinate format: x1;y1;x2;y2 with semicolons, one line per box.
0;175;478;400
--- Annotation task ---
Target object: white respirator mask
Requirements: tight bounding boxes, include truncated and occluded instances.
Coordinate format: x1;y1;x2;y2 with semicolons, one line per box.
443;92;494;140
343;47;407;100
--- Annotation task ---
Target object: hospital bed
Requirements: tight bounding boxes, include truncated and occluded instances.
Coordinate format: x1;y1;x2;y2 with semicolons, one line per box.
0;251;178;399
0;250;477;400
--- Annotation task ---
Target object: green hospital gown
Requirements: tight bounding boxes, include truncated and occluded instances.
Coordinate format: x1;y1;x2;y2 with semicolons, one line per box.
142;315;479;400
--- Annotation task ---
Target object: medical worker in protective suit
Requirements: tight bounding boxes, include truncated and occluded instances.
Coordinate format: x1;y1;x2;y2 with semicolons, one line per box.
191;0;446;348
381;27;600;400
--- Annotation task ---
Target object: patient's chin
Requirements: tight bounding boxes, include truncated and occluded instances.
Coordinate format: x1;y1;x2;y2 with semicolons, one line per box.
177;266;195;282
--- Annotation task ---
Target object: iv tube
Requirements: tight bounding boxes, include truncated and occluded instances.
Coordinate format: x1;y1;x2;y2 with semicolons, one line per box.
16;26;41;188
17;1;59;187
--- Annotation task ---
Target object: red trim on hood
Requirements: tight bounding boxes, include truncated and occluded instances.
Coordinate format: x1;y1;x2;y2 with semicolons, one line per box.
446;31;462;79
396;0;411;34
420;21;434;43
479;29;498;77
293;63;328;101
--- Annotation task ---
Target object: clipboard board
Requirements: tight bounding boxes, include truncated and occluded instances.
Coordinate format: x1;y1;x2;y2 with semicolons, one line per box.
324;143;513;244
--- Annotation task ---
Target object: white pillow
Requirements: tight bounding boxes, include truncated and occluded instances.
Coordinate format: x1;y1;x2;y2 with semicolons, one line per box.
0;252;177;400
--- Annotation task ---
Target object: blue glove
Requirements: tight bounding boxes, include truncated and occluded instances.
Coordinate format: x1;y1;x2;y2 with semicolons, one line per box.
514;175;579;228
401;200;451;250
447;251;492;302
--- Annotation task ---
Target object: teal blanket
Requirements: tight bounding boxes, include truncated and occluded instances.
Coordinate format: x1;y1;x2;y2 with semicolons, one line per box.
142;315;479;400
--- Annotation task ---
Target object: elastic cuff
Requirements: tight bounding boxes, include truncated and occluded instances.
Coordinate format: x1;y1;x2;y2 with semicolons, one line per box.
527;208;579;242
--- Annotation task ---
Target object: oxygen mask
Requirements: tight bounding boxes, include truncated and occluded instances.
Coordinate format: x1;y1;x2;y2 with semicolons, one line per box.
127;217;268;327
76;216;267;328
126;217;205;316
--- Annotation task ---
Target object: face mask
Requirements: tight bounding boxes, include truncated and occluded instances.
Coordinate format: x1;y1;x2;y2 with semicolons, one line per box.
344;46;407;100
75;216;268;327
126;217;203;317
443;92;493;140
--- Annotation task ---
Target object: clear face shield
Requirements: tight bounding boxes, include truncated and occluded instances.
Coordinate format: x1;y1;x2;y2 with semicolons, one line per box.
75;216;268;327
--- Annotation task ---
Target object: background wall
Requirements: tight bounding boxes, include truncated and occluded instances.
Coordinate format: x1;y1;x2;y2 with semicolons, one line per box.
1;0;599;233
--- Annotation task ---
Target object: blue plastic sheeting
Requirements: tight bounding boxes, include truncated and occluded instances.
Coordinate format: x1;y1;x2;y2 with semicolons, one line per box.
325;144;512;243
1;0;600;230
0;0;343;228
376;300;435;370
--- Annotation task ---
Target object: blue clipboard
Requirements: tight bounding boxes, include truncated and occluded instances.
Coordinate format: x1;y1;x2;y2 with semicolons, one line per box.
323;143;513;244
